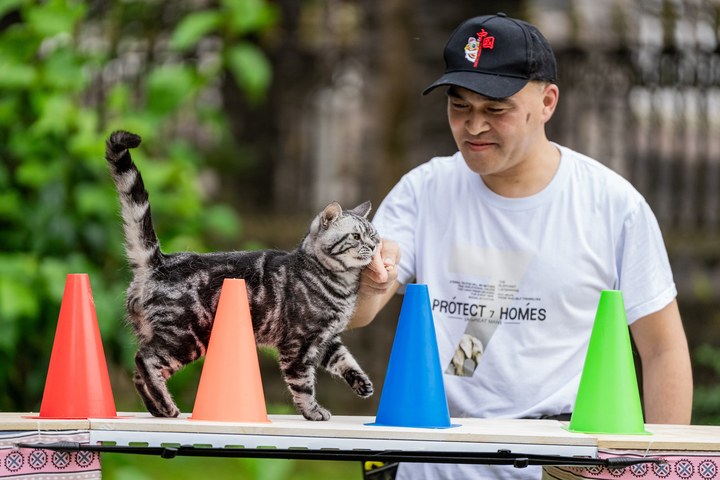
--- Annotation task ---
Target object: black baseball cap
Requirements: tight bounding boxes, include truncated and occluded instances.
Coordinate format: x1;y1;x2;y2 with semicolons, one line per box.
423;13;557;99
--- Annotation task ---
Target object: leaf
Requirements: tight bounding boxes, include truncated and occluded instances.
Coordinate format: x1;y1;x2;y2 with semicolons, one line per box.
0;254;39;278
222;0;278;36
31;93;75;134
0;96;20;126
0;0;23;19
170;10;222;51
74;184;117;217
225;42;272;102
106;113;156;140
0;25;42;62
203;204;242;239
23;0;86;37
106;83;131;113
0;159;9;187
38;254;98;304
68;110;102;158
165;234;205;254
146;65;197;117
16;159;64;188
40;47;87;92
39;258;73;304
0;256;39;321
0;55;36;88
0;192;23;221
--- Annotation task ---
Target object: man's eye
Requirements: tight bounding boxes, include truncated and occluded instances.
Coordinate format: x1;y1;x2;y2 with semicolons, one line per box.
487;107;506;114
451;102;469;109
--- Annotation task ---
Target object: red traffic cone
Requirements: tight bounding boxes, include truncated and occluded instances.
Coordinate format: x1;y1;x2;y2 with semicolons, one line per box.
39;274;117;418
191;278;270;422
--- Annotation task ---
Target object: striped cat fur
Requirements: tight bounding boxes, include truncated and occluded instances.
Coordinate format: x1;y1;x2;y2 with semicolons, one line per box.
105;131;378;420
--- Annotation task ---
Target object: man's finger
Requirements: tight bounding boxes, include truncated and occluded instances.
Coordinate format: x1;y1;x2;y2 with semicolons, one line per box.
373;262;389;283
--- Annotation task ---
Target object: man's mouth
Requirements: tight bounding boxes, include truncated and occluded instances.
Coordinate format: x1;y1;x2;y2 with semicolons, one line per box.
465;140;496;152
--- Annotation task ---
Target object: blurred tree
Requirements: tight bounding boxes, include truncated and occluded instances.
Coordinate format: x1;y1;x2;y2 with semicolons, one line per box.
0;0;276;412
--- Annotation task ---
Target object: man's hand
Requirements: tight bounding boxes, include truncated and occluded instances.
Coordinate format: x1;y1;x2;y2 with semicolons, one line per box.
360;240;401;295
349;239;401;329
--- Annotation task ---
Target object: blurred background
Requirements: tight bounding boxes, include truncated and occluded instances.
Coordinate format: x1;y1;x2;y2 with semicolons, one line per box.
1;0;719;478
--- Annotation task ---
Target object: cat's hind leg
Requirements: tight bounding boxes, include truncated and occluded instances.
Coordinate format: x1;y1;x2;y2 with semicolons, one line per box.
321;336;373;398
134;349;182;417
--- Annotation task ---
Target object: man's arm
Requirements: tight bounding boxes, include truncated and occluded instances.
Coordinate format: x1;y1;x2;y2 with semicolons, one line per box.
629;299;693;424
348;240;401;329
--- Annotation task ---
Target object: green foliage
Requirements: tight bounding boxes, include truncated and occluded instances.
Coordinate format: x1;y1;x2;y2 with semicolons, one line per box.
692;344;720;425
102;454;361;480
226;43;272;103
170;11;223;51
0;0;276;412
170;0;277;103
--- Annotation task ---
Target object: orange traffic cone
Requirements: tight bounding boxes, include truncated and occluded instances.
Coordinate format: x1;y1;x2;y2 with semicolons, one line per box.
190;278;270;422
39;274;117;419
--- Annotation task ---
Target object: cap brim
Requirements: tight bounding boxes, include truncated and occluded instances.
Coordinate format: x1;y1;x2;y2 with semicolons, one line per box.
422;71;529;99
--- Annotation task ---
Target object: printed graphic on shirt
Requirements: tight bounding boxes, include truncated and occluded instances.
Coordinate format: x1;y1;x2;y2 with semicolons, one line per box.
442;246;537;377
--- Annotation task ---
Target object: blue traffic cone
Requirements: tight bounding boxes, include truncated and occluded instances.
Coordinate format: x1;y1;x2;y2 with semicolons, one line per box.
370;284;454;428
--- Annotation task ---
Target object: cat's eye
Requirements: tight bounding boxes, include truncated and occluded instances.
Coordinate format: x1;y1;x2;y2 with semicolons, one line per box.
351;233;361;240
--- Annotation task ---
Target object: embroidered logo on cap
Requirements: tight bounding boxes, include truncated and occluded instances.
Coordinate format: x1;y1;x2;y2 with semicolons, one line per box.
464;29;495;68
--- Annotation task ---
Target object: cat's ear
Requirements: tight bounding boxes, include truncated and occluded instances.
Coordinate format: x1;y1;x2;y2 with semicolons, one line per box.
349;201;372;218
321;202;343;229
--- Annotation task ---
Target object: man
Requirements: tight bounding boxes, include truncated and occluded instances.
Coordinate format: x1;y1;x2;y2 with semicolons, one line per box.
352;13;693;480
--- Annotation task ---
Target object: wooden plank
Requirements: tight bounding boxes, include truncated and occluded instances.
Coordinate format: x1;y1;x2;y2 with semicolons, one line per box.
3;412;719;453
89;414;595;447
0;413;90;431
595;424;720;451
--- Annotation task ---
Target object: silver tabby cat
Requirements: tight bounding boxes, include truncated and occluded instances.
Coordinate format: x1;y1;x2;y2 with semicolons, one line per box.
106;131;377;420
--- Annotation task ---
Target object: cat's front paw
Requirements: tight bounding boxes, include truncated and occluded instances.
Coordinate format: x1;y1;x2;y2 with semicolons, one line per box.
153;404;181;418
301;404;332;421
345;370;374;398
140;392;181;418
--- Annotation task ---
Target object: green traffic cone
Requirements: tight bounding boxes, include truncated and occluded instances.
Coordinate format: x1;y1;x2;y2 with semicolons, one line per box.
568;290;648;434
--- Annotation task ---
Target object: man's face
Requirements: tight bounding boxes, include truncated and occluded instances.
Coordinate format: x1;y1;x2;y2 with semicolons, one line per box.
447;82;557;179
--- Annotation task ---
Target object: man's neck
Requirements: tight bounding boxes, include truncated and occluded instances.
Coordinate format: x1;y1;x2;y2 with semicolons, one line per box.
481;141;561;198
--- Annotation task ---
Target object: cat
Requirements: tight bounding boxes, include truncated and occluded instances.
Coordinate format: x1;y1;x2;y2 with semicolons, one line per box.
105;130;378;421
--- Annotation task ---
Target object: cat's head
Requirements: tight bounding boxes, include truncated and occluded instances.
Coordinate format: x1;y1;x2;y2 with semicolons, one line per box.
303;201;380;271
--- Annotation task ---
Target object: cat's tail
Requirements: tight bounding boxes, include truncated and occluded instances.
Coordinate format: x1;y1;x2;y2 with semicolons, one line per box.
105;131;164;272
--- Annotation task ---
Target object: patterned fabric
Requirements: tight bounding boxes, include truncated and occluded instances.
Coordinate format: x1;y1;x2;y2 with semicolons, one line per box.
0;430;101;479
544;450;720;480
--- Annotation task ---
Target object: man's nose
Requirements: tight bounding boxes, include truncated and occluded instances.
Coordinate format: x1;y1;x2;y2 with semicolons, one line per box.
466;114;490;136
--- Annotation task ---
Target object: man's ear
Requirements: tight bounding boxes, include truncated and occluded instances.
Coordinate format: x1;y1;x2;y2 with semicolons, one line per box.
541;83;559;123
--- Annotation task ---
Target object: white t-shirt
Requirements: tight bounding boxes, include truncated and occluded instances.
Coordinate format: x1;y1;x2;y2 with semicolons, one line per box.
372;145;676;480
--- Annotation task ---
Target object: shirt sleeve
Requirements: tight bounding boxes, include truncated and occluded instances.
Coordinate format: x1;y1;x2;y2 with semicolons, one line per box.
371;172;422;287
617;199;677;324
